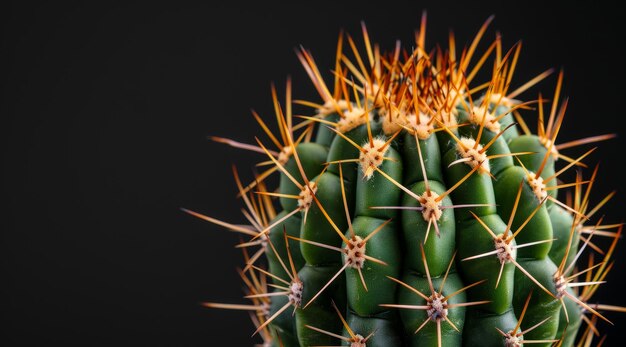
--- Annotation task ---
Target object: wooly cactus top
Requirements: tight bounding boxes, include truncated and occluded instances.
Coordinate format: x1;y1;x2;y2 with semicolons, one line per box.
183;14;622;347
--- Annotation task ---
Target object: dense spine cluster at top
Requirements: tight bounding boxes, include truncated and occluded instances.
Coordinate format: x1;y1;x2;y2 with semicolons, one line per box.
184;15;623;346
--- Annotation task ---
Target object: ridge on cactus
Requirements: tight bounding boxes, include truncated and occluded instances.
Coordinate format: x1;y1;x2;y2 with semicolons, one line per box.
183;13;624;347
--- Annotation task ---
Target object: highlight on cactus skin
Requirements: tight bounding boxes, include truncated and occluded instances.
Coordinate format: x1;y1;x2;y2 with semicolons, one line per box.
183;13;624;346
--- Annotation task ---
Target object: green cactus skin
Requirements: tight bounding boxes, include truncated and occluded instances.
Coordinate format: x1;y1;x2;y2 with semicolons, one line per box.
186;15;623;347
269;293;299;345
278;143;329;212
267;211;305;283
295;264;346;345
548;205;577;271
457;214;516;314
345;217;401;316
402;180;456;276
555;287;583;346
345;312;404;346
462;308;520;346
507;135;558;201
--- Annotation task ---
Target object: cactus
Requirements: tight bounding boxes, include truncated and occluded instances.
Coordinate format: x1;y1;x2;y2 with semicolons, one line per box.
184;14;623;346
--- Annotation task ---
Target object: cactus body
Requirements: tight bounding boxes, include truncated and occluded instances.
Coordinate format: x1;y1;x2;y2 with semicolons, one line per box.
188;16;623;347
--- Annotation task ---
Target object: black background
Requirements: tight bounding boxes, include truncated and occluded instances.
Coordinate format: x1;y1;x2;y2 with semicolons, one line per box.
2;1;625;346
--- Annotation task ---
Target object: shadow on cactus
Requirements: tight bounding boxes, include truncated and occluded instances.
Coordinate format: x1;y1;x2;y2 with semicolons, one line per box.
183;13;624;347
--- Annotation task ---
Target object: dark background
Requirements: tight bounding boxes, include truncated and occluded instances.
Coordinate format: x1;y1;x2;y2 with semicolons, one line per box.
2;1;625;346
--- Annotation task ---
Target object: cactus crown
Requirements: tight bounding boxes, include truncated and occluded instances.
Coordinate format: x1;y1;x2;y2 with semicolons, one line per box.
185;13;623;347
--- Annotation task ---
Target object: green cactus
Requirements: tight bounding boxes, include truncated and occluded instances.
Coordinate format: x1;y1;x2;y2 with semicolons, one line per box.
184;14;623;347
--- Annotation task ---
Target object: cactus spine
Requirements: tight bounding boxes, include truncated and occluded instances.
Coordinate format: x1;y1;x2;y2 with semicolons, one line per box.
185;14;623;347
